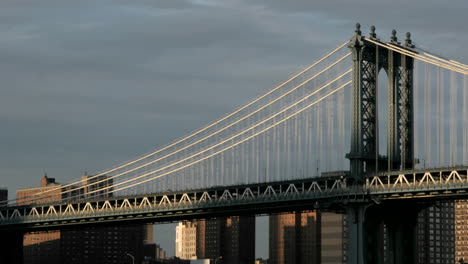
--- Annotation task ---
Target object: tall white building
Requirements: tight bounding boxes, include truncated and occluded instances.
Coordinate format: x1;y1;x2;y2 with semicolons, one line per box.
175;221;197;260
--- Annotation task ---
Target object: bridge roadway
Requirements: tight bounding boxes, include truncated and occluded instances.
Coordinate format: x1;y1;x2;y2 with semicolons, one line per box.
1;167;468;231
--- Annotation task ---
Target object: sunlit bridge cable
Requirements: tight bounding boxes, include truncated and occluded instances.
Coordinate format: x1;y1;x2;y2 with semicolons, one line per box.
413;45;468;70
81;69;352;194
422;53;468;71
449;60;468;70
365;38;468;75
33;54;351;200
57;71;351;199
11;41;350;205
17;61;352;205
387;43;468;74
367;39;468;75
87;81;352;196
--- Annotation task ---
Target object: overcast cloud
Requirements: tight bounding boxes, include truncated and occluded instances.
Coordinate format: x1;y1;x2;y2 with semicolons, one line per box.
1;0;467;257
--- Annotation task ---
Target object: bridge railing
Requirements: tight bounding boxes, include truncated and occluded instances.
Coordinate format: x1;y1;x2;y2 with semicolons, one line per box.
366;167;468;198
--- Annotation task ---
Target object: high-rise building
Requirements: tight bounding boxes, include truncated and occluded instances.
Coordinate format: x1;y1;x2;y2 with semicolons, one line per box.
416;202;454;264
82;173;113;198
18;175;64;264
143;242;167;261
454;200;468;263
321;212;346;264
196;216;255;264
269;211;320;264
222;216;255;264
17;175;65;205
18;174;149;264
176;216;255;264
176;221;197;260
0;188;7;206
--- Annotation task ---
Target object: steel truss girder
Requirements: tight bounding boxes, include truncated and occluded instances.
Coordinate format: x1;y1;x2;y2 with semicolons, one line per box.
367;167;468;198
0;176;347;229
1;166;468;230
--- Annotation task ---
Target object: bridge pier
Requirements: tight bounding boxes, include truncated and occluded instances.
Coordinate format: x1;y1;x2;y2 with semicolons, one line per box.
347;202;419;264
383;205;418;264
347;205;382;264
0;230;23;264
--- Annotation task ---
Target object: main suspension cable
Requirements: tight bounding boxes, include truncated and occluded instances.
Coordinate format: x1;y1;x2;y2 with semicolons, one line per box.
50;69;352;202
12;42;350;205
366;39;467;75
86;80;352;196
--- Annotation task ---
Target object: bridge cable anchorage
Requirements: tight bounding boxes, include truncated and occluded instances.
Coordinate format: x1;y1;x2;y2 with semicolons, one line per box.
366;38;468;75
66;72;352;197
83;80;352;195
11;42;351;206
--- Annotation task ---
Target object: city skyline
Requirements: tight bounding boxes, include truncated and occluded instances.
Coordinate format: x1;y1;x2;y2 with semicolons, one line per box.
1;0;468;260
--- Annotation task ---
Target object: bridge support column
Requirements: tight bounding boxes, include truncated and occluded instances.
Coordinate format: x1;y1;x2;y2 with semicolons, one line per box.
0;230;23;264
384;207;418;264
347;202;419;264
347;205;382;264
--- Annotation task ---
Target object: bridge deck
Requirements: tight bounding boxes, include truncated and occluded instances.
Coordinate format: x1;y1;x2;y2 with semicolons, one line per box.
2;167;468;231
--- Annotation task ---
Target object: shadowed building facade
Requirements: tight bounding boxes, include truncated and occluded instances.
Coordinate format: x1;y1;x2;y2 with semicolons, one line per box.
176;216;255;264
321;212;346;264
269;211;321;264
197;216;255;264
415;202;454;264
17;174;148;264
455;200;468;263
0;188;7;206
18;175;69;264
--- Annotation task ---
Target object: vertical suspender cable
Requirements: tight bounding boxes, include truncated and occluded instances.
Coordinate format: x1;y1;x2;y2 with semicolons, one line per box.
424;64;431;167
450;71;457;166
464;75;468;164
413;61;419;168
375;43;379;172
438;68;444;166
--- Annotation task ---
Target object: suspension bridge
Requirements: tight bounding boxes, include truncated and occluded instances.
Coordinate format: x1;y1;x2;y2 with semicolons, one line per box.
1;24;468;264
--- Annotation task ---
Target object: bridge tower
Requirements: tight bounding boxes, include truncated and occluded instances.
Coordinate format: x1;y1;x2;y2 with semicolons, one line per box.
346;23;417;264
347;23;415;183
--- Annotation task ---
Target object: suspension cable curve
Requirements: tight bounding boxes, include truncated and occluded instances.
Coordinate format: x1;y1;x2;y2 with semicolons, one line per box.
11;41;350;205
36;68;352;202
387;43;468;74
107;81;352;194
71;76;352;198
366;38;467;75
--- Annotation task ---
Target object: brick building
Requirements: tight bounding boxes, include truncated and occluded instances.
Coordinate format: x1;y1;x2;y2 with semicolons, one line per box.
176;216;255;264
18;174;149;264
175;221;197;260
416;202;455;264
0;188;7;206
269;211;321;264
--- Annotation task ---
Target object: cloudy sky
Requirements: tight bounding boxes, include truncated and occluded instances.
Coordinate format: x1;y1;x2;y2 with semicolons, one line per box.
1;0;467;258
